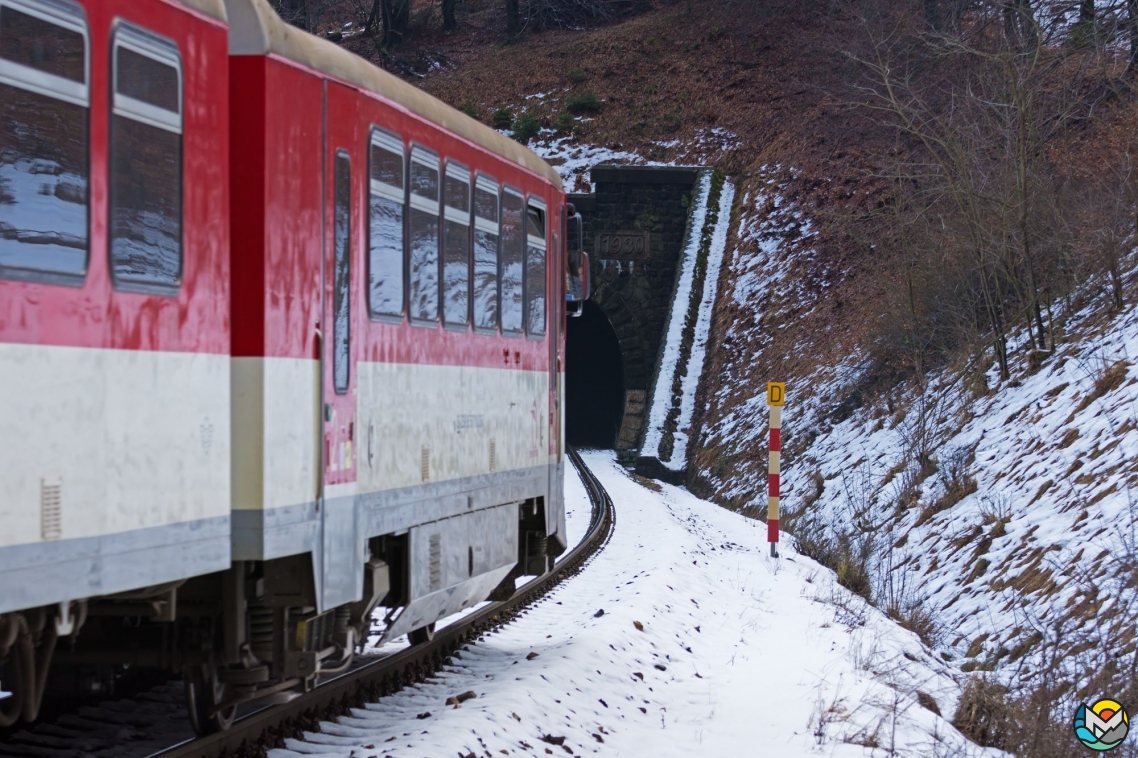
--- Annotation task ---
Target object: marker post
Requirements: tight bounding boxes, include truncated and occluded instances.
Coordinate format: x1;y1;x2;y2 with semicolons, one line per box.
767;382;784;558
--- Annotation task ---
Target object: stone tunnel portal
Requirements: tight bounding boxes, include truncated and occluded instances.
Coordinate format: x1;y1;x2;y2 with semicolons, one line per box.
565;301;625;448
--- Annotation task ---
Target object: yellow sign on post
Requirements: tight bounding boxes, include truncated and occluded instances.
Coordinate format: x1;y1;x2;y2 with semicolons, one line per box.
767;382;785;406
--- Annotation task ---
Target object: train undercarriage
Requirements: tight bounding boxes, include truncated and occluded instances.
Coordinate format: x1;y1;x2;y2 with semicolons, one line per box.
0;497;560;735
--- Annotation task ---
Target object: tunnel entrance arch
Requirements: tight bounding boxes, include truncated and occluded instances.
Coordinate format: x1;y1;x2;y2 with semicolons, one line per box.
565;165;702;462
565;301;625;448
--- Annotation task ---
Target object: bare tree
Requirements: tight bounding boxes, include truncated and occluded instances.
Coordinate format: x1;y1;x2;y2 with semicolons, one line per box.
506;0;521;40
858;4;1123;380
388;0;411;44
1079;0;1094;24
925;0;941;32
1128;0;1138;75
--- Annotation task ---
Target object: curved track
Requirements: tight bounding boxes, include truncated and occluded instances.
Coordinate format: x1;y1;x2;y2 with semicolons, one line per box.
158;449;613;758
0;450;613;758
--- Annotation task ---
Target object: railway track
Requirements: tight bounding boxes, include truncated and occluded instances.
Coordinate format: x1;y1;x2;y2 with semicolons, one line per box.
0;450;614;758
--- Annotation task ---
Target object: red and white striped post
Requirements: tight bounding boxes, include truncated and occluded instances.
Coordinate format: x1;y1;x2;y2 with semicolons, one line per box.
767;382;784;558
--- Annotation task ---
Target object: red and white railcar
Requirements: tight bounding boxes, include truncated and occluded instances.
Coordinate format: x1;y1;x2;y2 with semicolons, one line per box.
0;0;584;733
0;0;230;725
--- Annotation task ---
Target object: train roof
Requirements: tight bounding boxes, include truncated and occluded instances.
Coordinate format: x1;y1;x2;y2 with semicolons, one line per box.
223;0;563;189
183;0;227;21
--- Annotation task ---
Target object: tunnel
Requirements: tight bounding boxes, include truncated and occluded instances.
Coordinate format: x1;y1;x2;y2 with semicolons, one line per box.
565;301;625;448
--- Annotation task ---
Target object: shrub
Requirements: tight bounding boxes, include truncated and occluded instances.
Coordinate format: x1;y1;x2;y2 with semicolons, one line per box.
952;676;1014;751
567;68;587;84
788;508;875;602
553;111;575;133
565;92;603;115
460;104;480;121
511;112;541;144
491;106;513;130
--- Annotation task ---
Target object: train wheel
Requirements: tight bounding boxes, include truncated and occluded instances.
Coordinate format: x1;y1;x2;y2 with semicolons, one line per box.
407;623;435;646
184;663;236;735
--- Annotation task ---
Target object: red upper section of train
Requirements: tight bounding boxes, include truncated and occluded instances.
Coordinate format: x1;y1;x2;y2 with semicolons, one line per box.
0;0;229;354
0;0;567;374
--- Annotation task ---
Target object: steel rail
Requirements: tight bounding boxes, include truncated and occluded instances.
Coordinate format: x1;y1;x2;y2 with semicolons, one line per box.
152;448;613;758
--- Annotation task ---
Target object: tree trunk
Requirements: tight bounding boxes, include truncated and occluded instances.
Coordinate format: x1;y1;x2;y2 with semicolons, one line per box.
924;0;940;32
393;0;411;35
275;0;311;31
1128;0;1138;77
506;0;520;41
1079;0;1094;23
1003;0;1037;50
1110;258;1125;308
364;0;380;33
442;0;456;31
382;0;410;45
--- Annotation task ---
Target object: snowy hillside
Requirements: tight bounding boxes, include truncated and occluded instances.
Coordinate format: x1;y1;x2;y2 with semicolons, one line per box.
697;171;1138;714
272;453;1002;758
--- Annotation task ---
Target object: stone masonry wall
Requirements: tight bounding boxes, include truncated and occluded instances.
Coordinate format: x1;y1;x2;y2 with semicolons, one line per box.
569;165;699;460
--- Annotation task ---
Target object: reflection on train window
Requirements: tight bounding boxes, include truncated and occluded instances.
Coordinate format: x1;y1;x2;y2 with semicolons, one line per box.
526;200;546;337
0;0;89;282
109;25;181;292
443;162;470;327
500;187;524;334
408;145;439;323
472;175;499;331
368;129;403;317
333;151;351;394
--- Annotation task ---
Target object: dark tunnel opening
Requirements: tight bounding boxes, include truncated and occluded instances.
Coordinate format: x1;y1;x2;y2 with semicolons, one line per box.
565;301;625;448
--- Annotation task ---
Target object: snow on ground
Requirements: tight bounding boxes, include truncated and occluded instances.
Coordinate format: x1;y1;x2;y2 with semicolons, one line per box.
562;459;592;553
273;452;1002;758
528;137;648;192
642;171;713;464
366;467;594;653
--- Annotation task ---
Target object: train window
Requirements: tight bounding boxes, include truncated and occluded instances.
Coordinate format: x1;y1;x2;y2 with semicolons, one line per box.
500;187;524;335
0;0;89;283
108;25;182;293
408;145;439;323
368;129;403;318
526;200;546;337
442;162;470;327
333;151;351;394
472;175;499;331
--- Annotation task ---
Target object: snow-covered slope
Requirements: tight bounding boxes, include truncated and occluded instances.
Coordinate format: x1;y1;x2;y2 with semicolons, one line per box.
696;168;1138;697
272;452;1003;758
781;301;1138;683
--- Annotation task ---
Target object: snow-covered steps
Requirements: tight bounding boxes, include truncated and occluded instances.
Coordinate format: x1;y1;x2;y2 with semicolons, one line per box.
640;171;734;479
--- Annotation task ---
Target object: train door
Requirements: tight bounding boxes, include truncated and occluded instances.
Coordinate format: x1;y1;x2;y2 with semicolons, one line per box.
551;205;562;464
319;81;363;610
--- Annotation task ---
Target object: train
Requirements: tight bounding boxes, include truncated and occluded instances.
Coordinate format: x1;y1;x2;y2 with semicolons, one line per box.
0;0;590;734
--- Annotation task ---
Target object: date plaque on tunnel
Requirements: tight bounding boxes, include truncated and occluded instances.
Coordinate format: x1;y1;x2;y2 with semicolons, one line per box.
596;230;650;260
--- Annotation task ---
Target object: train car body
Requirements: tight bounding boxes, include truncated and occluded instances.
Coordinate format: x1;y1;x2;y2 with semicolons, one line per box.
224;0;566;640
0;0;230;620
0;0;577;733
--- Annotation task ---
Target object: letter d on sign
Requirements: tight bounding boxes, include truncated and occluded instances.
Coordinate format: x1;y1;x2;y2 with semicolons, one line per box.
767;382;785;406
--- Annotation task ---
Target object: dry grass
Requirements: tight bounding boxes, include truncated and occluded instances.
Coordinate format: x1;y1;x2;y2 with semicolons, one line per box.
1066;359;1131;422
